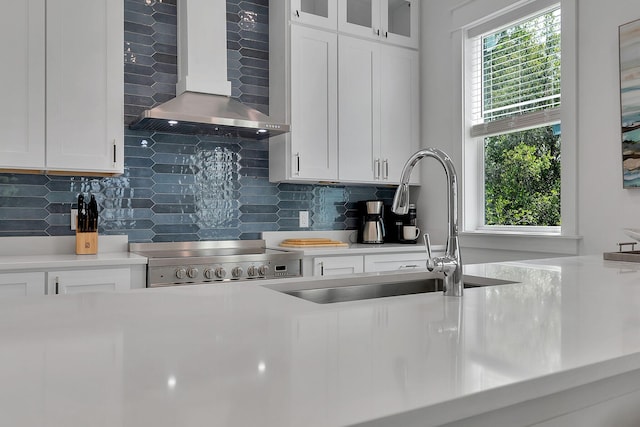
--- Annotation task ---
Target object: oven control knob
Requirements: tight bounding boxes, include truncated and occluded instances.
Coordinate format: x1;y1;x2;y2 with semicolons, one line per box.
232;267;243;278
247;266;258;277
215;267;227;279
203;268;214;280
187;267;198;279
259;265;269;276
175;268;187;280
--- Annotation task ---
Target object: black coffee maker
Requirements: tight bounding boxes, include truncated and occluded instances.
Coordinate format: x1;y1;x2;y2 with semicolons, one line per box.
358;200;385;244
385;203;418;244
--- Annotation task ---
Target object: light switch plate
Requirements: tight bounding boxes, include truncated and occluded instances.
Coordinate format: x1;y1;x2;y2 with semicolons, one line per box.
299;211;309;228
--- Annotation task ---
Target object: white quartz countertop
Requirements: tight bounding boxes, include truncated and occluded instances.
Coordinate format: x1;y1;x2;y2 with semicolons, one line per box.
0;251;147;271
268;242;441;256
262;230;443;255
3;255;640;426
0;235;147;271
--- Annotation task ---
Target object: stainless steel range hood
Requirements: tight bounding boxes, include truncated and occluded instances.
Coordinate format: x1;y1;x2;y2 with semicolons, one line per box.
129;0;289;139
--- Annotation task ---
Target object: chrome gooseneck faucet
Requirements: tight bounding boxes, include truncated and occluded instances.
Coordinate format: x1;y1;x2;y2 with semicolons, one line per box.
391;148;463;297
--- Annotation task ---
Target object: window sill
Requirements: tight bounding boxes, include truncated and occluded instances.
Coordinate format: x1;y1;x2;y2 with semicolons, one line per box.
460;231;582;255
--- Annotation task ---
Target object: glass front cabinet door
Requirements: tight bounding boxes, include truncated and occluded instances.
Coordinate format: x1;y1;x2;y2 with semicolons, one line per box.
338;0;418;48
290;0;337;30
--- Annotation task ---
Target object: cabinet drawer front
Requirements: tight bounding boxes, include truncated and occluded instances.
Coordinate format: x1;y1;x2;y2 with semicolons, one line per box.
313;256;364;276
47;268;130;295
0;272;46;297
364;253;426;272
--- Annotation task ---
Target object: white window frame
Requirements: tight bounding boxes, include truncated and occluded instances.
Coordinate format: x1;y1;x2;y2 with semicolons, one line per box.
459;0;579;252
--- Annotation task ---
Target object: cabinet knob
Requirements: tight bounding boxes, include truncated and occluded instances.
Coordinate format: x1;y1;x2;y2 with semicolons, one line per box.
295;9;300;18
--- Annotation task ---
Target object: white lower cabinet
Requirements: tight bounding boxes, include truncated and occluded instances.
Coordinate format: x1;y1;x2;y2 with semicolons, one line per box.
0;272;46;297
308;251;427;277
364;252;427;272
313;256;364;276
46;268;130;295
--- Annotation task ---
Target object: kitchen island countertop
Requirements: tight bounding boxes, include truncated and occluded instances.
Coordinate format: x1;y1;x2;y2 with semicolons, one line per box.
2;255;640;426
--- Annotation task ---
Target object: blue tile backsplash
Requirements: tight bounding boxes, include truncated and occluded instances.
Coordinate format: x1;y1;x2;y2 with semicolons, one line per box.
0;0;394;242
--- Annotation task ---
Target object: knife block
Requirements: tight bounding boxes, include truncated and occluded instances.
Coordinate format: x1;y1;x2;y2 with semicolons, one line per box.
75;230;98;255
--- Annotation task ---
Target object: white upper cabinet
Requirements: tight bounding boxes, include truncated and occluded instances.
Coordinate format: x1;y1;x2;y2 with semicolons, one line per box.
379;44;420;184
289;25;339;180
290;0;337;30
0;1;45;171
338;36;379;182
338;0;419;49
338;36;419;184
0;0;123;175
46;0;124;174
270;0;418;184
270;3;339;183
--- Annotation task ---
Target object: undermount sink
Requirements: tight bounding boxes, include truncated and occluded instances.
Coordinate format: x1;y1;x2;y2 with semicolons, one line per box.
269;274;518;304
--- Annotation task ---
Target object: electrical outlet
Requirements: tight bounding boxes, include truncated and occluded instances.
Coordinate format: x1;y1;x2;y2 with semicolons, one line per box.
299;211;309;228
70;208;78;230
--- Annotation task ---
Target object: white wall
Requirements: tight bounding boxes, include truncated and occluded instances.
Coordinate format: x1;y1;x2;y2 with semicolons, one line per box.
576;1;640;254
417;0;640;259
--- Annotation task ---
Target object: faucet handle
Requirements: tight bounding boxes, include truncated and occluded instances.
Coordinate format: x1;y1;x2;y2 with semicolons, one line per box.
424;233;456;274
423;233;437;271
423;233;432;259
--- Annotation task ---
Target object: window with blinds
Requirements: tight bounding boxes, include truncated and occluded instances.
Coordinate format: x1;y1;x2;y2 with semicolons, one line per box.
464;2;563;229
470;6;561;138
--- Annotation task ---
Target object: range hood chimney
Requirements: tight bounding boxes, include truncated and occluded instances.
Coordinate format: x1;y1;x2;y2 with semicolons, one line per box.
129;0;289;139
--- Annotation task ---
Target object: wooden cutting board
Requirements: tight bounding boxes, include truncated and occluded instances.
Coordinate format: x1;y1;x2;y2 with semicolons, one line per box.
279;238;349;248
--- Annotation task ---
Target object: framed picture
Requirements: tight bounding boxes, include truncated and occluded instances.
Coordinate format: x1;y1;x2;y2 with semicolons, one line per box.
620;18;640;188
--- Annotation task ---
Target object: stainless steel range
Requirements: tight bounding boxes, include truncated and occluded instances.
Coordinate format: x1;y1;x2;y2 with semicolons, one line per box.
129;240;302;288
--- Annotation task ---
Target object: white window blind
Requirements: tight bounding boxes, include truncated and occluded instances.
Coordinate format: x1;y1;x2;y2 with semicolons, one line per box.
470;6;561;138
